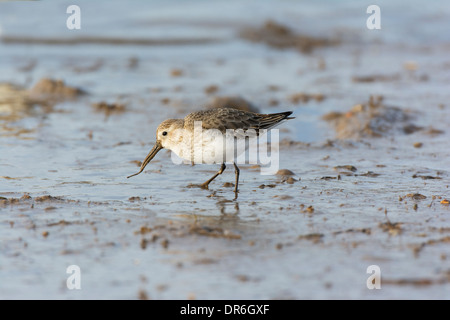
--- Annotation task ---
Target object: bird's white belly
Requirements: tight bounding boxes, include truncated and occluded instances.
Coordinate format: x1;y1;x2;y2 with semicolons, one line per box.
170;130;254;164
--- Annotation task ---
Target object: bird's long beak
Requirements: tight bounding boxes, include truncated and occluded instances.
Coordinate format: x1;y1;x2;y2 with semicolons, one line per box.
127;141;163;178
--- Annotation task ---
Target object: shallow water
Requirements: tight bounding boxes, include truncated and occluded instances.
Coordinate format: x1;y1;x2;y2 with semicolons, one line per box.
1;0;450;299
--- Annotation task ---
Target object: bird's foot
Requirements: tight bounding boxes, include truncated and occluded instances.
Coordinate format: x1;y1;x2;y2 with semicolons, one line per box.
200;183;210;190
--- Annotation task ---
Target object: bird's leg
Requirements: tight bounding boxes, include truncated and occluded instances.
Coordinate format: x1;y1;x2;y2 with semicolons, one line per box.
233;162;240;198
200;163;226;189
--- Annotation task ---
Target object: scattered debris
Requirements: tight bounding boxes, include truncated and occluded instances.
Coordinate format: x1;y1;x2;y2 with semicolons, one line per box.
138;289;149;300
289;92;325;104
204;85;219;95
276;169;295;176
404;61;418;71
207;96;260;113
92;101;126;116
300;205;315;214
413;236;450;256
160;98;170;105
273;195;293;200
222;182;234;188
333;228;371;236
425;127;444;135
412;174;441;180
298;233;323;243
285;177;296;184
379;221;402;236
160;239;169;249
358;171;380;177
322;96;420;139
28;78;86;105
352;74;400;83
189;225;241;239
405;193;427;200
258;184;276;189
127;56;139;69
382;278;446;286
240;20;339;54
170;69;183;77
34;195;65;202
0;83;35;117
334;165;357;172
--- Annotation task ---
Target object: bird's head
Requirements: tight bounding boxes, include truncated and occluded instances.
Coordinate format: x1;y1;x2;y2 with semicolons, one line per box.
127;119;183;178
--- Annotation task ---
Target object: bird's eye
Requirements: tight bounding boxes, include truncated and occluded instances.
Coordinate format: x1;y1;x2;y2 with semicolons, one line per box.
162;131;168;136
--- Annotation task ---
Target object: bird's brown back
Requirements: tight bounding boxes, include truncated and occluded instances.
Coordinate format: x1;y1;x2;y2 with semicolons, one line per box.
184;108;294;133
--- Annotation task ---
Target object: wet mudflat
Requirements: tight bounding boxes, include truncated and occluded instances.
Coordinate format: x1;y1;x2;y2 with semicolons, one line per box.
0;0;449;299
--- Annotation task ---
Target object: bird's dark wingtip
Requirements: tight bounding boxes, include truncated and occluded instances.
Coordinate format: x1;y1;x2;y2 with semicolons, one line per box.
285;111;295;119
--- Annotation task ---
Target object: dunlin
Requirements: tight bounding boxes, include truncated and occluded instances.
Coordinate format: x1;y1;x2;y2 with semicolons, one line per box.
127;107;294;197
